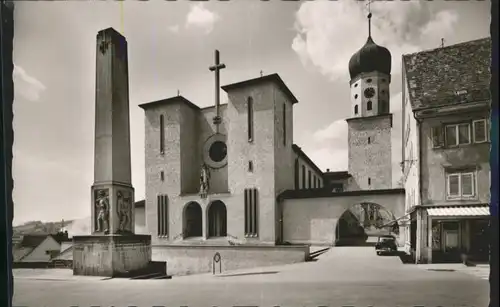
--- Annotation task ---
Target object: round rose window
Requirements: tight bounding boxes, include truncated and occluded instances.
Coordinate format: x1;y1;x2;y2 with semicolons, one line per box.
209;141;227;163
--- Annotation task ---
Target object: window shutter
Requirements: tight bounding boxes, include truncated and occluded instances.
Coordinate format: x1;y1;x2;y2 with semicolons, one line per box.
431;126;444;148
473;119;488;143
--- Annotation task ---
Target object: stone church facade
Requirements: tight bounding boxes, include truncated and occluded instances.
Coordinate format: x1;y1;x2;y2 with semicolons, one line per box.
138;14;407;250
140;75;299;245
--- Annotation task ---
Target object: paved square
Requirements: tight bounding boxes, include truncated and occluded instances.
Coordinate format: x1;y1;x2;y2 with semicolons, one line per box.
13;247;489;307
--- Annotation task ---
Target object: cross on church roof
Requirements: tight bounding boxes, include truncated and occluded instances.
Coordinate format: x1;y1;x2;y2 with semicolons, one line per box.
209;50;226;133
366;0;375;13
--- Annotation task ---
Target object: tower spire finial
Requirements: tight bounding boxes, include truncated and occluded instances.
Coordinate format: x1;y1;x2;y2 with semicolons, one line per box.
366;0;374;38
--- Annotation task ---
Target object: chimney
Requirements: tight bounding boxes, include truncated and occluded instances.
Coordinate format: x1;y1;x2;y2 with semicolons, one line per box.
326;168;330;172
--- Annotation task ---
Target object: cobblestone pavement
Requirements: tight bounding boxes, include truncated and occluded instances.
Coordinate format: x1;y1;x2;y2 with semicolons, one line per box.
13;247;489;307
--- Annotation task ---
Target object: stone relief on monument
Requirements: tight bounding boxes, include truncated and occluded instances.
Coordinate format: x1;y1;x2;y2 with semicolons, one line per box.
99;39;110;54
117;190;132;233
95;189;110;234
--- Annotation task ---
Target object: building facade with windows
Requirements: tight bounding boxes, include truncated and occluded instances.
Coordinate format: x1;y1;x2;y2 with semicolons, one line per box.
402;37;491;263
292;144;324;190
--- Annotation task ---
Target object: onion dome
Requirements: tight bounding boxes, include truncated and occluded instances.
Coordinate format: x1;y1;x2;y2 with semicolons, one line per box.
348;13;392;80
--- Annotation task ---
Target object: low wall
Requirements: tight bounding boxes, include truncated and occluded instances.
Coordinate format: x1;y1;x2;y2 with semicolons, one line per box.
73;235;152;277
152;244;310;276
13;262;50;269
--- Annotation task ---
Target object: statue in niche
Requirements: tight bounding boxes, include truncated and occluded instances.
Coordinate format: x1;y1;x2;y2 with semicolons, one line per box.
117;191;132;233
199;163;211;198
95;190;110;233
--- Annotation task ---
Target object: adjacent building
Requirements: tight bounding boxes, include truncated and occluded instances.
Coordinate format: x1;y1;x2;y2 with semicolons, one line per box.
13;232;71;266
402;37;491;263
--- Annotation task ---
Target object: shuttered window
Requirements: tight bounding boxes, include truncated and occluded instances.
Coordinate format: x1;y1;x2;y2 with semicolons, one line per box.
431;126;444;148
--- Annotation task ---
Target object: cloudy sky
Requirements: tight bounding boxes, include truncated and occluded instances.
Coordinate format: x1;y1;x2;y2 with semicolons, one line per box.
12;0;490;225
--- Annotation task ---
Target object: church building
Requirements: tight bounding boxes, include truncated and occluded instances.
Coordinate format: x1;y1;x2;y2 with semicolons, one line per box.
138;13;406;251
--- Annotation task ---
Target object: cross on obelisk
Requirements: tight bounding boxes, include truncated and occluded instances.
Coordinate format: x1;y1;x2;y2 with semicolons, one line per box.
209;50;226;133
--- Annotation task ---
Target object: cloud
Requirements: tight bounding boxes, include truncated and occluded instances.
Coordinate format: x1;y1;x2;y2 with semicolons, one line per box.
313;117;347;144
185;3;219;34
308;119;348;172
13;64;47;102
168;24;180;34
65;216;91;237
292;1;459;81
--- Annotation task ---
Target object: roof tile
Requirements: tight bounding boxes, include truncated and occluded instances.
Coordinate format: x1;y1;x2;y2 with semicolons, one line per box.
403;38;491;110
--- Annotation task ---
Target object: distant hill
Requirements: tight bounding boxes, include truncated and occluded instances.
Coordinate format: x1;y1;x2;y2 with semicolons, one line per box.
13;220;74;236
13;216;146;238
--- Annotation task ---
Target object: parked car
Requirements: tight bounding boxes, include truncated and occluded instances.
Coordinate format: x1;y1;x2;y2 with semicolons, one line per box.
375;235;398;255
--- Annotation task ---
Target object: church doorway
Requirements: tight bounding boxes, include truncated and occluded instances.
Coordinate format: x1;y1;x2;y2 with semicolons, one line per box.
335;202;397;246
183;202;203;238
207;200;227;237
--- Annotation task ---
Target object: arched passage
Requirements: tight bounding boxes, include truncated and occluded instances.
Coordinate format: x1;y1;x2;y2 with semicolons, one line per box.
183;202;202;238
335;202;399;246
207;200;227;237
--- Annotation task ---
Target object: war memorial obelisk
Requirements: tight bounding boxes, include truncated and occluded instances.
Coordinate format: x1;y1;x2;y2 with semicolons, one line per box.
72;28;156;277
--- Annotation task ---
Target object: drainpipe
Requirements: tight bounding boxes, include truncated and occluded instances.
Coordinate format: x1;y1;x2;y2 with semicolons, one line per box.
413;112;423;264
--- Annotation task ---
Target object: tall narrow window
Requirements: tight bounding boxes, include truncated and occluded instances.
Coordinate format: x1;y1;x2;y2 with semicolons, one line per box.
247;97;254;142
244;188;259;237
354;105;359;115
294;159;299;190
159;115;165;154
283;103;286;146
308;170;312;189
301;165;306;189
367;100;373;111
368;177;371;186
157;195;168;237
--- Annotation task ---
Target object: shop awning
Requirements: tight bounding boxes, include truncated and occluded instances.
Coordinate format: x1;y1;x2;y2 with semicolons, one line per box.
427;206;490;217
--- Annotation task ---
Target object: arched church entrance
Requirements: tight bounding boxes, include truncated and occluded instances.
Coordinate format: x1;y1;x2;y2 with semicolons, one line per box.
335;202;399;246
207;200;227;237
183;202;203;238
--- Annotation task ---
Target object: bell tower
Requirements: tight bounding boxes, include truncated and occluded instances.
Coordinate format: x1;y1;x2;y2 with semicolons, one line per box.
346;12;393;191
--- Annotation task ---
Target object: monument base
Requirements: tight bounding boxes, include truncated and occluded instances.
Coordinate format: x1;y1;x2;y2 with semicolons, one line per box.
72;234;166;278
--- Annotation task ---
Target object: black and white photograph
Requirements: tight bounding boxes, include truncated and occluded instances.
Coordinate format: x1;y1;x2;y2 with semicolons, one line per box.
2;0;497;306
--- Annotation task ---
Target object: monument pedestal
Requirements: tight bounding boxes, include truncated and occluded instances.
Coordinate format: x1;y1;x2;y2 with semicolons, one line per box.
72;234;163;277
